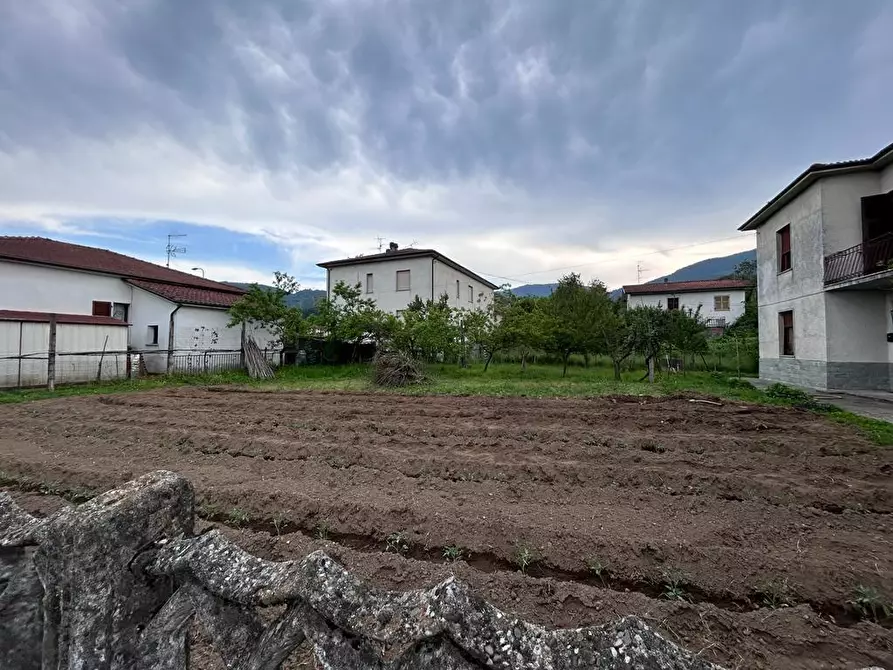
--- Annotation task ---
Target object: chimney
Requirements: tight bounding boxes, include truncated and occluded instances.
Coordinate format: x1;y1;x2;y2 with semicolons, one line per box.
386;242;398;254
663;278;668;283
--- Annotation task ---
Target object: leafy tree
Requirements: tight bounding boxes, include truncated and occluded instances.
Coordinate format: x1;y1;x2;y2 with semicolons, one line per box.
312;281;391;361
667;307;709;373
391;295;459;362
500;296;546;371
728;259;758;336
228;271;304;348
542;274;608;377
595;298;633;381
627;306;671;382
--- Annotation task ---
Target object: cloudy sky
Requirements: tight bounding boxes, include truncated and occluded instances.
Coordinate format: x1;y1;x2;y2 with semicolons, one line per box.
1;1;891;289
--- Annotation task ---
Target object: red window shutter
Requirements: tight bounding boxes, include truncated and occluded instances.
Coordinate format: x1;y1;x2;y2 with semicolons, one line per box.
782;312;793;328
780;227;791;254
92;301;111;317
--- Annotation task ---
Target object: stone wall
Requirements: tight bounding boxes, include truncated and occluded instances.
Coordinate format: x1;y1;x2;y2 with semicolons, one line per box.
0;471;723;669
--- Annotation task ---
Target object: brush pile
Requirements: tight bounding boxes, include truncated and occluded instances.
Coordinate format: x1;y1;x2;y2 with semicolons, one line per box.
372;351;426;387
244;337;274;379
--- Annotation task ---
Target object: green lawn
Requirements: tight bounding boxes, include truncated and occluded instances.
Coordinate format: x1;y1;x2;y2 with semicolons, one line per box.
2;362;891;445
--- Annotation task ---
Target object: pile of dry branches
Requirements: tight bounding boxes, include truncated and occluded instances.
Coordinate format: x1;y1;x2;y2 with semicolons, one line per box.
372;352;426;387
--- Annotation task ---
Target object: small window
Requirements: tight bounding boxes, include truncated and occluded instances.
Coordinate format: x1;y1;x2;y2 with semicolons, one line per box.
666;297;679;310
468;284;474;303
456;280;460;299
396;270;410;291
112;302;129;321
777;225;791;272
780;311;794;356
92;300;111;317
366;273;374;294
714;295;730;311
147;325;159;346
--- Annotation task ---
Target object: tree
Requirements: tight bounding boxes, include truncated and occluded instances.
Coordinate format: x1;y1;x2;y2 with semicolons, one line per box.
542;274;608;377
729;259;758;336
391;295;459;362
500;296;546;371
228;271;304;349
626;306;671;382
311;281;391;361
596;298;633;381
667;307;709;373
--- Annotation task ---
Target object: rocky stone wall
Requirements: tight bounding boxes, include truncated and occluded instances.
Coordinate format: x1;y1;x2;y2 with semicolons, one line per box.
0;470;723;669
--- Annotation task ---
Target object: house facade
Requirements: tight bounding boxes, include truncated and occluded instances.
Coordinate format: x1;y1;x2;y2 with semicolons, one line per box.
739;141;893;391
0;237;275;375
622;279;750;329
317;243;498;315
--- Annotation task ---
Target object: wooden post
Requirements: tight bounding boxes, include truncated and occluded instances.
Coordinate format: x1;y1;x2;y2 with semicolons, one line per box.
47;314;57;391
647;356;655;384
16;320;23;389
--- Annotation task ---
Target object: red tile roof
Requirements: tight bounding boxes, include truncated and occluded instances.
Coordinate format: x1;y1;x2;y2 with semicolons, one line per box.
622;279;752;296
126;279;244;308
0;310;129;326
0;237;246;297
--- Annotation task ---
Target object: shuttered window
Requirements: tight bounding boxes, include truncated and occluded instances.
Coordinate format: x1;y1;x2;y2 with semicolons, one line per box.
780;311;794;356
396;270;410;291
714;295;730;311
778;225;791;272
92;301;111;317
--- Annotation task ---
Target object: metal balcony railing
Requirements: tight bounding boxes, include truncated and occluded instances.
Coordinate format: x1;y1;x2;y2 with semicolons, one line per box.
824;233;893;285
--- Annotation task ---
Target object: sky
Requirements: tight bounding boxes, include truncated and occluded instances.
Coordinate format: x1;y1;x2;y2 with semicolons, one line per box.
1;1;891;290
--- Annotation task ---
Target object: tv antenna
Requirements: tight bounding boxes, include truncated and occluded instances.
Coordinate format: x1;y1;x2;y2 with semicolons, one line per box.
375;236;385;253
166;234;187;268
636;261;648;283
407;239;419;248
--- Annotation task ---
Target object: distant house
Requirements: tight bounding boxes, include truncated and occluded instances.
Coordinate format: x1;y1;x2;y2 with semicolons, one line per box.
317;243;499;315
0;237;274;375
739;141;893;390
622;279;751;330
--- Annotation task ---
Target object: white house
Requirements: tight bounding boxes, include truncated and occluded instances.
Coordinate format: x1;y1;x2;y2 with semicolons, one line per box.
622;279;751;329
317;243;499;315
0;237;275;376
739;141;893;391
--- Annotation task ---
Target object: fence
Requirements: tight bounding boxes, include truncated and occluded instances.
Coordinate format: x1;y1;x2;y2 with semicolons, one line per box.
0;471;721;669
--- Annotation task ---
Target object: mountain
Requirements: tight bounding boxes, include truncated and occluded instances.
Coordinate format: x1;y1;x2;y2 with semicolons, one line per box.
225;283;326;314
510;249;756;298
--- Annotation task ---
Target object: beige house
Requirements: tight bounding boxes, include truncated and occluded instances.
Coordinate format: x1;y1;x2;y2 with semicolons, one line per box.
317;243;498;315
740;141;893;390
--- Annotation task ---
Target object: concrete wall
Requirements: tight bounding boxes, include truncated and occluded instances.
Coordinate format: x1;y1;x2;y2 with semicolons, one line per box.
821;172;882;255
0;260;132;318
432;260;494;312
626;289;746;324
0;320;129;388
756;182;829;386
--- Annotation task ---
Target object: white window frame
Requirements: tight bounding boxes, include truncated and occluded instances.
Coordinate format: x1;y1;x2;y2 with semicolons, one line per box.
468;284;474;303
147;325;159;346
396;269;411;292
366;273;374;294
714;295;730;312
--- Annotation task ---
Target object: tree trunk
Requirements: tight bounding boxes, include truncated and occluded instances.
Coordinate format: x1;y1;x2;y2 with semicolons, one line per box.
647;356;655;383
521;352;527;372
612;358;621;381
562;351;570;377
583;352;590;368
484;352;494;372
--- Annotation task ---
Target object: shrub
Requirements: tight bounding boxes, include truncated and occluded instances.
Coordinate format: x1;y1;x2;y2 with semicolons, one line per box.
372;352;426;388
765;383;832;412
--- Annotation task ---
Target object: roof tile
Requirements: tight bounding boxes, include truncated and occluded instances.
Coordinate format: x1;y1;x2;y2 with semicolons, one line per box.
622;279;752;295
0;310;129;326
126;279;244;308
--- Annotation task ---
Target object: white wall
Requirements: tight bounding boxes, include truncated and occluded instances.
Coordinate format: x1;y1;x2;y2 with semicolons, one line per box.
129;286;175;372
821;172;882;255
432;260;494;312
0;320;128;388
756;182;827;361
0;260;132;316
881;164;893;193
824;291;888;363
327;256;434;314
626;289;746;324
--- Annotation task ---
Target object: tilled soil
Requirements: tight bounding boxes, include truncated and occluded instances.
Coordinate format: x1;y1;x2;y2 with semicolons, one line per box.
1;388;891;669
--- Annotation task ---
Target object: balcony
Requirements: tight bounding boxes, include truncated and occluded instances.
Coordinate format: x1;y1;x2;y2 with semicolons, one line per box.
824;234;893;286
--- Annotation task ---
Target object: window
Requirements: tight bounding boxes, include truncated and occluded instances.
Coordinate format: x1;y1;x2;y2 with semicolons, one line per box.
147;325;159;346
666;297;679;310
714;295;730;311
396;269;410;291
92;300;111;317
456;280;460;299
112;302;129;321
779;311;794;356
468;285;474;303
861;191;893;241
366;273;374;294
777;225;791;272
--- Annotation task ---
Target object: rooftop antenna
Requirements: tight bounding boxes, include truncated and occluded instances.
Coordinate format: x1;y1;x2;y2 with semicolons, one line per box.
166;234;187;268
407;239;419;248
375;236;385;253
636;261;648;283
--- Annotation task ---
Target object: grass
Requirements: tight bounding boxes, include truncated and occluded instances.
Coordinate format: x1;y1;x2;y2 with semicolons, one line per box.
512;543;540;573
2;361;891;445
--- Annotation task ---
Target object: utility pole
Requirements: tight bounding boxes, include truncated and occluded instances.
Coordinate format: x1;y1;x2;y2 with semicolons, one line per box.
166;234;187;268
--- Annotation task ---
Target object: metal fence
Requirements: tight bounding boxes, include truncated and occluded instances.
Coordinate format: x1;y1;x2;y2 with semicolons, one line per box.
167;350;243;375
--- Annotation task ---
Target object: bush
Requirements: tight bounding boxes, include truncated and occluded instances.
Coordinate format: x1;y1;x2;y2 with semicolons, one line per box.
765;382;832;411
372;352;426;387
